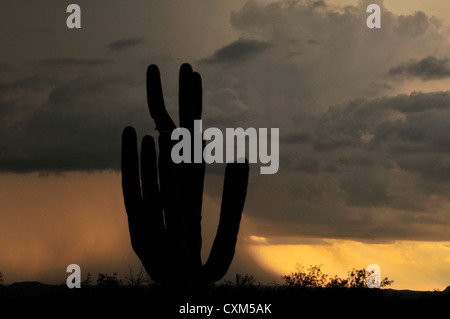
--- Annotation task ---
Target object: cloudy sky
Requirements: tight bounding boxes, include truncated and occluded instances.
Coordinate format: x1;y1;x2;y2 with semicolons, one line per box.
1;0;450;290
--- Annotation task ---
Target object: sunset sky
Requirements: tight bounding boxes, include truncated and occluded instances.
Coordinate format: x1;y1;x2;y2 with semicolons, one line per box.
1;0;450;291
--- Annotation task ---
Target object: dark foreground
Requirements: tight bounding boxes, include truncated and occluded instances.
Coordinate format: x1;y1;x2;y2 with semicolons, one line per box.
1;282;449;316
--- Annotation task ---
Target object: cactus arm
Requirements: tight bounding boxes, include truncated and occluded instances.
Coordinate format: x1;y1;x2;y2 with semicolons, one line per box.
202;161;249;283
179;63;195;130
122;127;171;283
146;64;176;132
121;127;149;268
121;126;142;215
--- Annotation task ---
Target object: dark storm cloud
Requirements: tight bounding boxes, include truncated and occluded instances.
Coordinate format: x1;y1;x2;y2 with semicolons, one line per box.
244;89;450;241
295;157;319;174
309;92;450;156
310;92;450;177
281;131;312;144
40;57;111;67
397;11;433;37
311;0;326;8
0;74;150;173
200;38;273;64
389;56;450;80
0;75;45;92
306;39;320;45
108;37;145;51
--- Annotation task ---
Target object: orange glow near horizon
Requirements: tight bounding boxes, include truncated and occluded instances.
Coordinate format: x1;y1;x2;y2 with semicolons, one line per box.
246;237;450;291
1;171;450;292
0;171;142;284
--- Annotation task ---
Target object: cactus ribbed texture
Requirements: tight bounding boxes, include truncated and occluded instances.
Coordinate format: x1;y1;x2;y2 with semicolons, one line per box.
121;64;249;287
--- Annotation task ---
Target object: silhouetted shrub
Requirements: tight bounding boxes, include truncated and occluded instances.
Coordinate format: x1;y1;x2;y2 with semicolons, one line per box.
0;272;4;285
235;273;257;287
223;273;258;288
96;272;122;286
282;265;328;288
124;266;153;286
347;268;367;288
326;275;349;288
346;267;393;288
82;272;92;286
282;264;393;289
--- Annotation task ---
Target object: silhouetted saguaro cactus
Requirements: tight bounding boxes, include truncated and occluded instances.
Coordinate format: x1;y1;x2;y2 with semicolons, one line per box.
121;64;249;287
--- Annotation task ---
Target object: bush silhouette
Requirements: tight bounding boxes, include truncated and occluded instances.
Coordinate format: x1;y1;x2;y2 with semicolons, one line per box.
82;272;92;286
223;273;258;288
124;266;153;287
96;272;122;287
282;265;328;288
234;273;257;287
121;64;249;289
282;264;394;289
